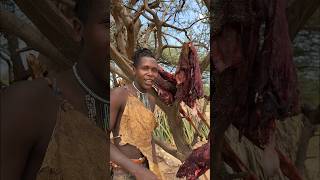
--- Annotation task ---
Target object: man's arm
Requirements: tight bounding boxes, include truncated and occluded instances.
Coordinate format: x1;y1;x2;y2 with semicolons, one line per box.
109;88;158;179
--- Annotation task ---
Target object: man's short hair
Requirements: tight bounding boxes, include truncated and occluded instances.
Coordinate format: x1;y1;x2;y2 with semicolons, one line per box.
133;48;156;67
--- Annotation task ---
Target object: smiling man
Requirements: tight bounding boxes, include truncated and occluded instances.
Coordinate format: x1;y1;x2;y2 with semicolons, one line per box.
110;48;163;180
1;0;108;179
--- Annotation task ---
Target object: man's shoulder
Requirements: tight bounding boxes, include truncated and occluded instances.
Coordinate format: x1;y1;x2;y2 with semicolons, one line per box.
111;86;126;94
111;86;127;99
1;78;59;126
1;78;57;106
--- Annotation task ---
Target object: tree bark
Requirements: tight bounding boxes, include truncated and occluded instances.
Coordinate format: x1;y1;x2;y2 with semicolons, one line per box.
288;0;320;40
164;102;192;158
0;11;71;70
13;0;80;61
295;116;316;178
5;33;30;81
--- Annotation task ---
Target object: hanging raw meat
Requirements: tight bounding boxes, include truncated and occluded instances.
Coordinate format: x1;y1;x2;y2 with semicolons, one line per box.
210;0;301;179
175;42;204;107
154;66;176;105
154;42;204;108
176;142;210;180
178;0;301;179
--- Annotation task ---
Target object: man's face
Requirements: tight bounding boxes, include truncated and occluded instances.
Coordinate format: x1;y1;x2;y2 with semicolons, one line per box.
80;0;108;83
134;57;159;91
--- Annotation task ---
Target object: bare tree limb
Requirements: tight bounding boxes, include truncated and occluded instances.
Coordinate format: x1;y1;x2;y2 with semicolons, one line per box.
301;104;320;125
202;0;209;9
0;11;71;69
14;0;80;61
142;23;156;47
288;0;320;40
16;46;35;53
295;115;316;178
5;33;30;81
162;45;182;50
113;0;142;59
163;32;184;44
200;54;210;73
110;64;130;82
110;44;134;80
152;136;185;162
56;0;75;7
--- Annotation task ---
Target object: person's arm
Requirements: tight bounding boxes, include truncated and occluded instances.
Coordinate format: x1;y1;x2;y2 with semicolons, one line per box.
109;88;158;180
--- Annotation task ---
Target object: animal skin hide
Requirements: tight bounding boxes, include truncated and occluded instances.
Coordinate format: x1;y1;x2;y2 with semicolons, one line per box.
176;142;210;180
175;43;204;108
154;42;204;108
212;0;300;150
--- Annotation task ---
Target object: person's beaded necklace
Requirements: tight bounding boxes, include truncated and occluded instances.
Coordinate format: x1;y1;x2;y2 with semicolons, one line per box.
73;63;109;131
132;81;151;110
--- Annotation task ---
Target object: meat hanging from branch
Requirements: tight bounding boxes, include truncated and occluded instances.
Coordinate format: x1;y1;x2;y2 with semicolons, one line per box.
176;141;210;180
212;0;300;145
175;43;204;107
177;0;301;179
154;42;204;108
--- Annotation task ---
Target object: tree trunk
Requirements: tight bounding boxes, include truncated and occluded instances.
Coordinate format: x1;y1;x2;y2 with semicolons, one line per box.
5;33;30;81
164;102;192;159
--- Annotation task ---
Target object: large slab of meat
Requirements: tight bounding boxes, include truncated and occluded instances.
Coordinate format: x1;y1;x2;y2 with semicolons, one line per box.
177;0;301;179
154;42;204;108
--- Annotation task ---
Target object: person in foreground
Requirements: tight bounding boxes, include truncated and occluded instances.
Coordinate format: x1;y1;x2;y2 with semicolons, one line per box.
109;48;164;180
1;0;108;179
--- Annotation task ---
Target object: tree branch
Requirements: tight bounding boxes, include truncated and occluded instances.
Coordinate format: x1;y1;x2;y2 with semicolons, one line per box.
288;0;320;40
0;11;71;69
162;45;182;50
202;0;209;9
152;136;185;162
295;115;316;177
110;63;130;82
110;44;134;80
200;54;210;73
14;0;80;61
16;46;35;53
163;32;184;44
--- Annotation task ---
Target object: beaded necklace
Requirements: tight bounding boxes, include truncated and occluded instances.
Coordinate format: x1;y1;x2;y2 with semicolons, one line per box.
132;81;151;110
73;63;109;131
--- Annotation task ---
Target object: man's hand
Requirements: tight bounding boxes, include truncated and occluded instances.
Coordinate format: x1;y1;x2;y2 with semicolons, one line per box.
134;168;159;180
